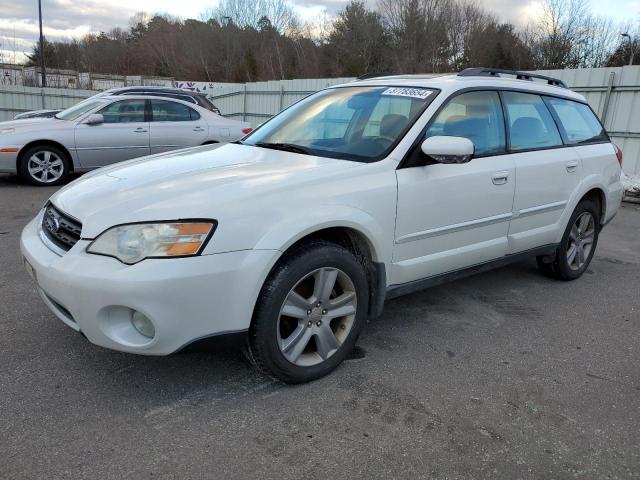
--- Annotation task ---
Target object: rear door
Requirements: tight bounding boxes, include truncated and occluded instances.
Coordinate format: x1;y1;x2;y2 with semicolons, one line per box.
503;91;582;253
74;99;149;167
393;90;516;285
148;99;208;154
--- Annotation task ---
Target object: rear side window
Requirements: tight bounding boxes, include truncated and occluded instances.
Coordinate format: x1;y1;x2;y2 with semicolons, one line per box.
502;92;562;151
150;99;200;121
425;91;506;156
544;97;607;144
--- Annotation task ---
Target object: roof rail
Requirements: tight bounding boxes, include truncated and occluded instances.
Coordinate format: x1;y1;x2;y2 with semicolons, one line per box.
457;67;567;88
356;72;394;80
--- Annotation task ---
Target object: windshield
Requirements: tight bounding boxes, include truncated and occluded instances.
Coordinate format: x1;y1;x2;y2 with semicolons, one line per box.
243;86;436;162
55;98;109;121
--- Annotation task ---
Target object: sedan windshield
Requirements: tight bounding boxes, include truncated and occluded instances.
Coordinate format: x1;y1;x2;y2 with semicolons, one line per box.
55;98;109;121
243;86;437;162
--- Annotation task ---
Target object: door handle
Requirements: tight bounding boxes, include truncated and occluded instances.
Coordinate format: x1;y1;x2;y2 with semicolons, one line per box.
566;160;578;172
193;127;205;132
134;127;148;133
492;171;509;185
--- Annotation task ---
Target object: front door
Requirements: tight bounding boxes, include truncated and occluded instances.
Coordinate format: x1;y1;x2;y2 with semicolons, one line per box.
393;90;516;286
74;99;150;167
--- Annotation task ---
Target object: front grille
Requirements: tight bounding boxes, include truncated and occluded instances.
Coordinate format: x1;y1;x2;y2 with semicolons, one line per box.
42;203;82;251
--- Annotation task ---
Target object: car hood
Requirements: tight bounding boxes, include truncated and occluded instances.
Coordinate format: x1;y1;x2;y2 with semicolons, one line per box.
0;117;61;130
50;143;364;238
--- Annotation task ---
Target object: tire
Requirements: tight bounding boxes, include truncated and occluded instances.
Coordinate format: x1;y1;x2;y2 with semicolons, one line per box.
536;199;600;281
18;144;71;186
248;240;369;383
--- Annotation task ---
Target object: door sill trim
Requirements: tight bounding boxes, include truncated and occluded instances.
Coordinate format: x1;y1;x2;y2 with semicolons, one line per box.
386;244;558;300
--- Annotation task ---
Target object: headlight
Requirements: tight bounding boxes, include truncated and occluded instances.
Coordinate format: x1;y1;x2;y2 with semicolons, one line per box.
87;221;216;264
0;128;15;134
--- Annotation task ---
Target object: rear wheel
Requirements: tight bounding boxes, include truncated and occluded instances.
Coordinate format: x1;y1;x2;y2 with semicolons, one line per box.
537;200;600;281
247;241;369;383
18;145;70;186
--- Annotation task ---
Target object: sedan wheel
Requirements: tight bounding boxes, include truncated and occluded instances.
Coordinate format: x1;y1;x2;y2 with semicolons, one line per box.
19;145;70;186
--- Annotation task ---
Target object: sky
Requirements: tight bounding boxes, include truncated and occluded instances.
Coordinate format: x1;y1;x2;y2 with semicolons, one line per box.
0;0;638;64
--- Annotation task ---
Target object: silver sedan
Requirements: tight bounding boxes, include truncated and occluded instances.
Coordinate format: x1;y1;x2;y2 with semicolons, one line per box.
0;95;252;186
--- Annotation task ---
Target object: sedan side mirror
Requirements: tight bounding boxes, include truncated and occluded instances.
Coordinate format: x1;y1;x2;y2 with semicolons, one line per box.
85;113;104;125
421;136;474;164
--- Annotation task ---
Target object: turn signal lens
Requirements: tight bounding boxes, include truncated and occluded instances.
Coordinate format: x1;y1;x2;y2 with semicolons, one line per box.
87;221;216;264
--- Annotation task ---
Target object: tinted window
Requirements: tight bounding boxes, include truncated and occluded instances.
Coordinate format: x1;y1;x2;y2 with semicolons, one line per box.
98;99;146;123
150;100;199;121
502;92;562;151
545;98;607;144
426;91;505;156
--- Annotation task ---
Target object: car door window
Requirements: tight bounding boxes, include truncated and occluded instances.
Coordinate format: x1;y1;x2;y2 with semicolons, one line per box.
150;99;200;121
425;91;505;156
502;92;562;151
544;97;607;144
98;99;146;124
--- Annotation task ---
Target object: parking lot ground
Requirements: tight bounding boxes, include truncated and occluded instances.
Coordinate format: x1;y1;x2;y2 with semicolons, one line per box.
1;173;639;479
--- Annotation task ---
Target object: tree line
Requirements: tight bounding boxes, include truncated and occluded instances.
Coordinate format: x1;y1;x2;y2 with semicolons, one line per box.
26;0;639;83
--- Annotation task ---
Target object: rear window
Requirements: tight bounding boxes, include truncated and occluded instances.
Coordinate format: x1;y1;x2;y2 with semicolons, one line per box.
502;92;562;151
544;97;608;144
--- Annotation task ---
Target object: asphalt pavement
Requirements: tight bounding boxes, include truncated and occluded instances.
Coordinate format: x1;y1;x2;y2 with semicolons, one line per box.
1;173;638;479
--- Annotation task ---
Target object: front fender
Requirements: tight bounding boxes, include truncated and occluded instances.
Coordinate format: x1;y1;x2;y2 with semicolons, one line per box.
253;204;391;265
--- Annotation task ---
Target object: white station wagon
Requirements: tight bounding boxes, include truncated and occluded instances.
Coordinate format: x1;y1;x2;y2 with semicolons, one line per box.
21;68;624;383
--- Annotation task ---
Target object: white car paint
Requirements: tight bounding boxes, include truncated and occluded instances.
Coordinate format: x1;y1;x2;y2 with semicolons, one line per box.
20;73;623;356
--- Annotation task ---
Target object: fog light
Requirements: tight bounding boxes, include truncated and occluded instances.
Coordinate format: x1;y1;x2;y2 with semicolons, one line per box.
131;311;155;339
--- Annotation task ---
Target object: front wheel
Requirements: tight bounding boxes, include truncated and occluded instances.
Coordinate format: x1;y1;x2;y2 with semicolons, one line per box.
537;199;600;281
247;241;369;383
18;145;70;186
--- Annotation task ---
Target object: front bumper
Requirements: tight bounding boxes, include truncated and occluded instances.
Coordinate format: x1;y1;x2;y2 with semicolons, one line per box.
20;214;278;355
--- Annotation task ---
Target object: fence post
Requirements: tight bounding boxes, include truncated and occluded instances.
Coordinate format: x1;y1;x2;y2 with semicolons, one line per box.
601;71;615;126
279;85;284;112
242;84;247;122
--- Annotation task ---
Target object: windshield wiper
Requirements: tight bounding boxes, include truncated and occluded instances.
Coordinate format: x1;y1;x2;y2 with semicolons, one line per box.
255;142;313;155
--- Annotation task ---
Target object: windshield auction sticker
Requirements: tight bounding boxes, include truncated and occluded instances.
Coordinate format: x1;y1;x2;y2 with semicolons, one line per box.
381;87;433;99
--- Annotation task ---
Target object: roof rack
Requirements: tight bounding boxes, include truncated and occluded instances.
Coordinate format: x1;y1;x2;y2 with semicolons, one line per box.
457;67;567;88
356;72;394;80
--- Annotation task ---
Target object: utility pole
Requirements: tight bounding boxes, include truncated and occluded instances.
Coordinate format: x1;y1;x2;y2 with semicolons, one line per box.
38;0;46;87
621;33;634;66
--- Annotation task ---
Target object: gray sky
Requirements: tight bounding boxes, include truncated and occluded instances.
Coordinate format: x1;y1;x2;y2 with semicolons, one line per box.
1;0;637;64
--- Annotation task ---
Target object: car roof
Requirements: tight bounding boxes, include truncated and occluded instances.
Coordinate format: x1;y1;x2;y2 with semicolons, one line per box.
104;86;206;96
97;94;207;109
335;73;585;102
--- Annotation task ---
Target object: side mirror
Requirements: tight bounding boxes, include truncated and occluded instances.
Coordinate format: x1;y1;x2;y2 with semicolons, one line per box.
421;136;474;164
85;113;104;125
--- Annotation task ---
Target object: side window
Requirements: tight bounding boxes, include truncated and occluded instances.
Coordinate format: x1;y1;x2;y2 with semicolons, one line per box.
425;91;505;156
502;92;562;151
544;97;607;144
98;99;146;124
150;99;199;121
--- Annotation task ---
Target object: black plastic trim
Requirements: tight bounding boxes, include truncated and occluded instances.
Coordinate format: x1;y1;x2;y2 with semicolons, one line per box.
385;244;559;300
458;68;567;88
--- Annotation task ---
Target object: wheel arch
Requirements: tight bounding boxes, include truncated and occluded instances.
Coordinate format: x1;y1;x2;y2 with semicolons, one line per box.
17;139;74;172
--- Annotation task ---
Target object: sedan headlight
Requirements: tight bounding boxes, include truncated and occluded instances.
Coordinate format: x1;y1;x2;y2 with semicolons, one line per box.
87;221;216;264
0;127;15;134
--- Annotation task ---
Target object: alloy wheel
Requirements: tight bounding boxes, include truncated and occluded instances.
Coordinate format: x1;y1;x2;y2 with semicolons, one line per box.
277;267;357;367
566;212;596;271
27;151;64;184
